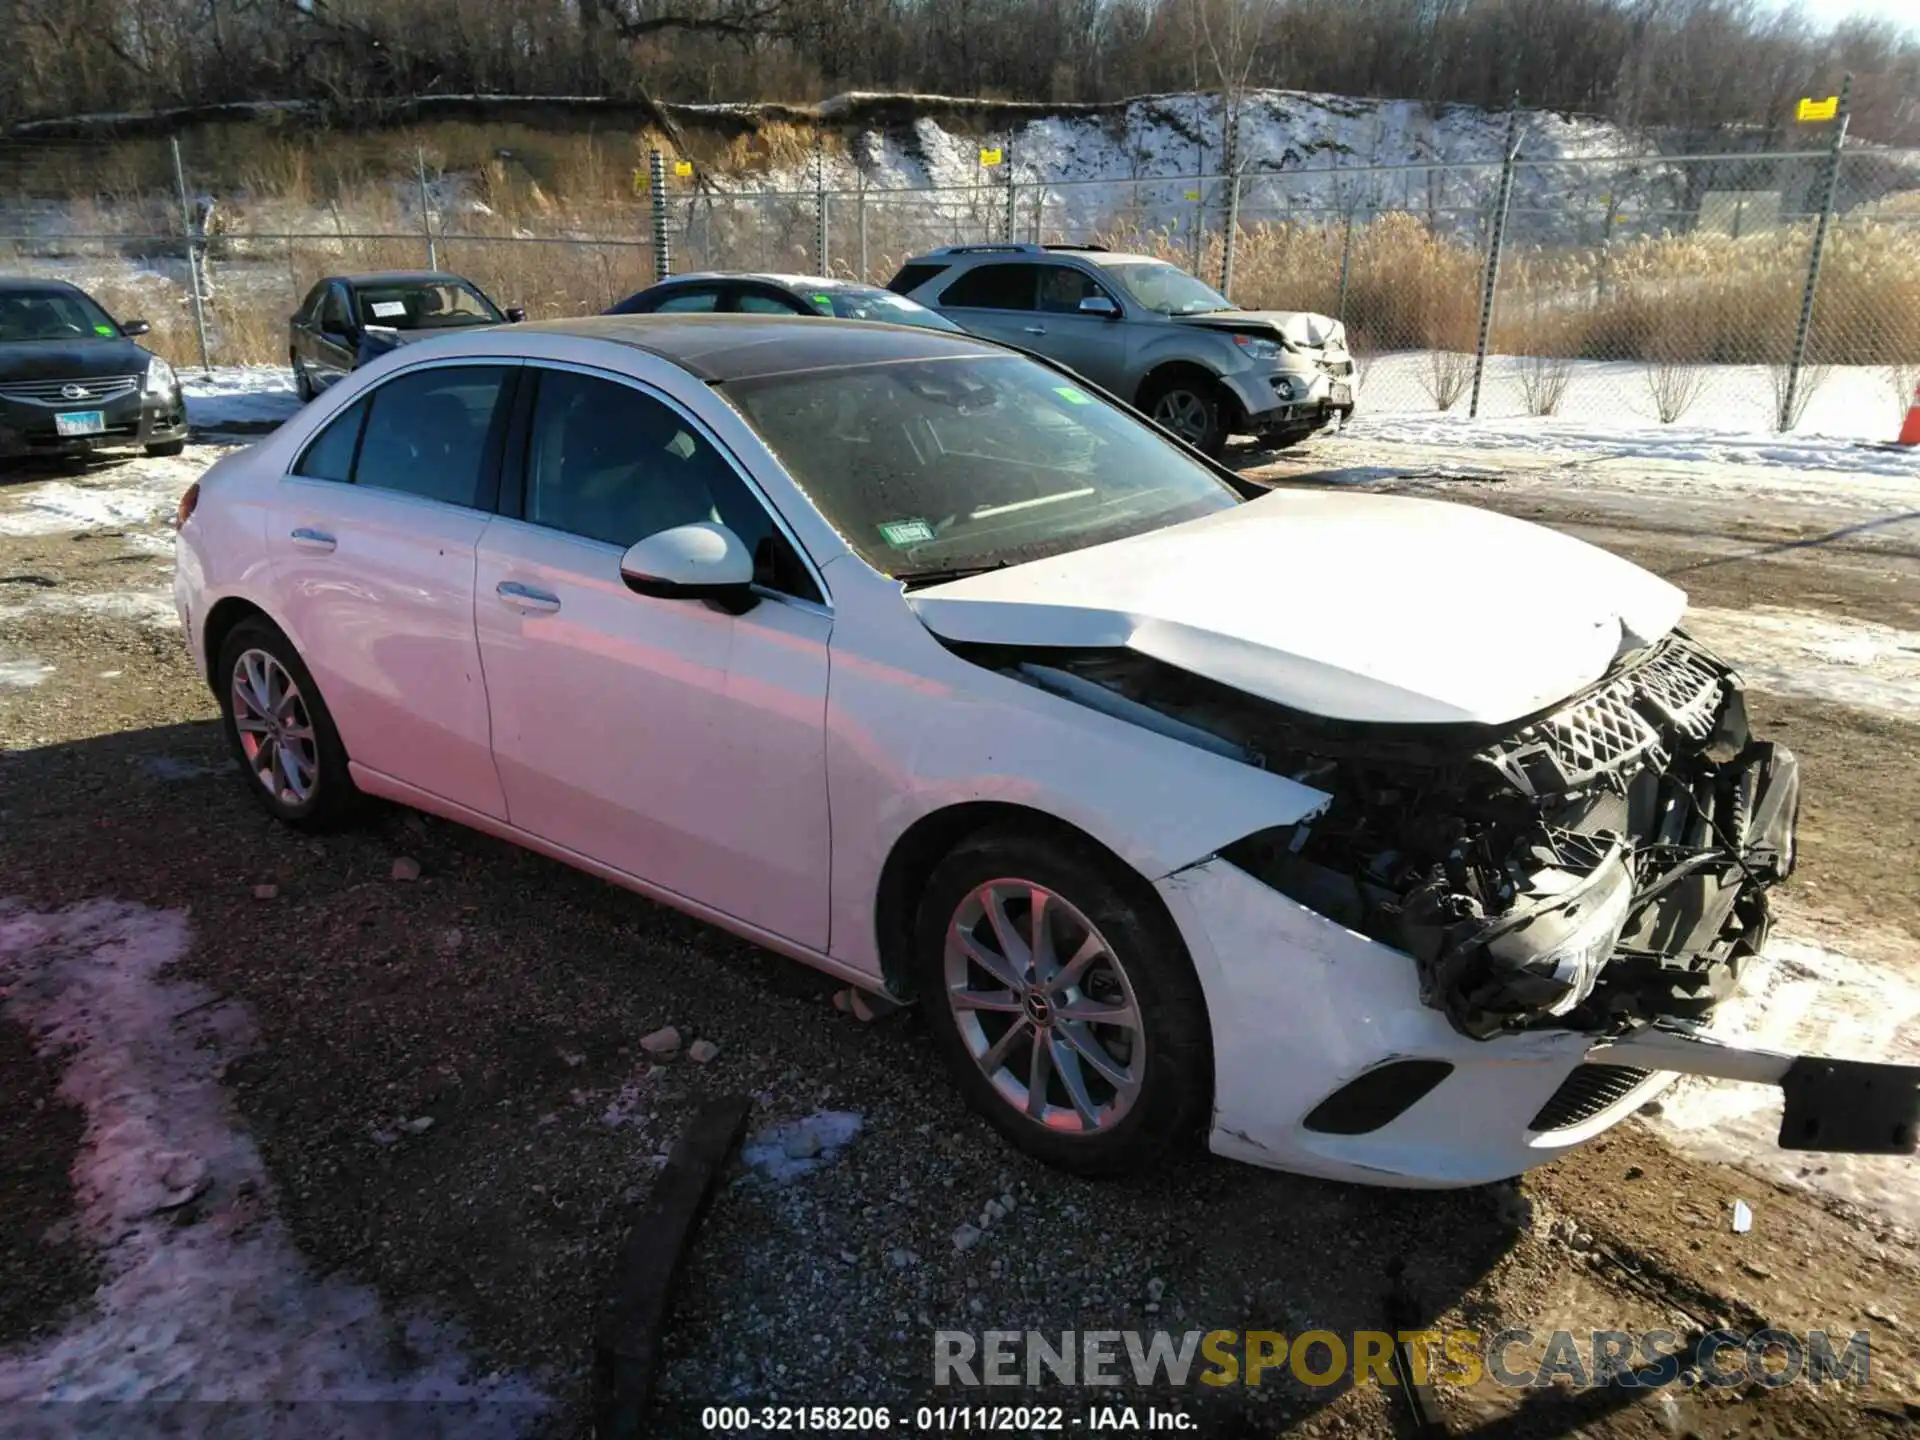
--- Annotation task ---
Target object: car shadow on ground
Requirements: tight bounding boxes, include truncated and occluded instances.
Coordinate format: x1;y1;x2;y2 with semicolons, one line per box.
1;717;1536;1435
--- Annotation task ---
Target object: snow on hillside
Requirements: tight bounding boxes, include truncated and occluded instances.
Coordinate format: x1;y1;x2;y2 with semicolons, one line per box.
710;90;1679;243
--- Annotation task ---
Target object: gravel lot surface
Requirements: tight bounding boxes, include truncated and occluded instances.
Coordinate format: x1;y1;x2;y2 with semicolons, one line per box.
1;425;1917;1438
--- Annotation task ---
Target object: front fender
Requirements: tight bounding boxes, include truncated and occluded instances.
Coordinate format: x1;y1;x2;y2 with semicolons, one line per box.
819;558;1328;976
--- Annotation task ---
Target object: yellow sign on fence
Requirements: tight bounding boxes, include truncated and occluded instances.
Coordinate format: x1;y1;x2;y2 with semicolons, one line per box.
673;160;694;177
979;147;1004;167
1796;95;1839;123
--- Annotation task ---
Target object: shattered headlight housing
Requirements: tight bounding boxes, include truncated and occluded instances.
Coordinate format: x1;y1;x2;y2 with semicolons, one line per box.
1233;334;1287;362
1481;853;1635;1020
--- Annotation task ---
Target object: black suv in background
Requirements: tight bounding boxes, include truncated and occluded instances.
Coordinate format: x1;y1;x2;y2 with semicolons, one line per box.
0;278;187;461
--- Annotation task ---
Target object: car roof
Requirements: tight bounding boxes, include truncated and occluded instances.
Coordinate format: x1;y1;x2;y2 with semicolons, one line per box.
513;313;999;382
0;276;90;296
328;271;476;288
905;244;1162;268
649;272;879;292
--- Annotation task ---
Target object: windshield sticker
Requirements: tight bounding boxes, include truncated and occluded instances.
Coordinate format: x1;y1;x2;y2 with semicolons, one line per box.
1053;385;1092;405
369;300;407;319
92;323;116;336
876;518;935;548
812;294;834;309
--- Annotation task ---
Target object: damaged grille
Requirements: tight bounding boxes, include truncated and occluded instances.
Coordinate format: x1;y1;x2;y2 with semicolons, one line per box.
1477;633;1727;797
1530;1064;1654;1131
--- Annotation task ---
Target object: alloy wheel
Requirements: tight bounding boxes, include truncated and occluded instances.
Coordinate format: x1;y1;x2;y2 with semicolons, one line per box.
1150;388;1211;444
230;648;319;806
943;879;1145;1134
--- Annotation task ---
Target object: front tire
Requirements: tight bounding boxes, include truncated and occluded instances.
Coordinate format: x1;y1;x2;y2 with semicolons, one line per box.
1141;374;1228;458
291;354;316;403
216;618;359;829
912;827;1212;1176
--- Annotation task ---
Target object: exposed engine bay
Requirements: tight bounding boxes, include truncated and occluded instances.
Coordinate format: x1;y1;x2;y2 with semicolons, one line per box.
984;632;1800;1041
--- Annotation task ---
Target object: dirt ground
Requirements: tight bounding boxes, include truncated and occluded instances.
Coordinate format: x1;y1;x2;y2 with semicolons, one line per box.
1;427;1917;1438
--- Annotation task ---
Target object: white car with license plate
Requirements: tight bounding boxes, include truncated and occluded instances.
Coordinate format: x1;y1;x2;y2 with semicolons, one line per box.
172;315;1918;1184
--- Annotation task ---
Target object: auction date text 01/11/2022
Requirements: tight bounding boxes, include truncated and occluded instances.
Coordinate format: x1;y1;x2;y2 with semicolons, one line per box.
699;1405;1196;1431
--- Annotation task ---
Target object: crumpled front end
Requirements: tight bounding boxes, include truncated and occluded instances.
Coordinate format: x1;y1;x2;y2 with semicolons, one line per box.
1054;630;1794;1039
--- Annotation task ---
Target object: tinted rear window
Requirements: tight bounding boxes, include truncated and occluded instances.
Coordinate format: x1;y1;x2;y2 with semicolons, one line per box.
886;263;949;296
939;264;1036;311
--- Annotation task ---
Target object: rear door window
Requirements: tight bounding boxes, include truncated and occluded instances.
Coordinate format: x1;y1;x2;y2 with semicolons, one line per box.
939;264;1037;311
649;288;724;313
344;365;514;508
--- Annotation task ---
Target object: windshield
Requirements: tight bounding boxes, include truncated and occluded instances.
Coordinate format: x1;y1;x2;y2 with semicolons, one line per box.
723;354;1241;579
354;282;500;330
0;288;121;343
808;287;964;332
1103;262;1234;316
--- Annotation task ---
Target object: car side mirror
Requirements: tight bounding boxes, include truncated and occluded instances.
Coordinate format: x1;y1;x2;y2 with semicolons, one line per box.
505;306;526;323
620;523;758;614
120;319;151;336
1078;296;1120;319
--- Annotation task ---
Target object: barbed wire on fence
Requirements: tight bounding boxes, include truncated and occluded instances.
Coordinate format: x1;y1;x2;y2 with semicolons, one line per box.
2;118;1916;440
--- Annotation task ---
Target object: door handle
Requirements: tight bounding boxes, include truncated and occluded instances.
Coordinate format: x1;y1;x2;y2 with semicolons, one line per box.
496;580;561;614
1022;326;1047;335
289;526;336;552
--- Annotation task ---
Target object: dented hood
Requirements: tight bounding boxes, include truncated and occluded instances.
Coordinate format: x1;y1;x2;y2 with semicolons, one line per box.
1172;309;1346;350
907;490;1687;726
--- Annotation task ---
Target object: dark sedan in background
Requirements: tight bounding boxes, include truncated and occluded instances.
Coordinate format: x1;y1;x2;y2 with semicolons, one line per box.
288;271;523;400
0;278;187;462
608;272;965;331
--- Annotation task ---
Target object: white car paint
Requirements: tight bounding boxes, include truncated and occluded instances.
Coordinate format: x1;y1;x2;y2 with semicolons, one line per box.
172;322;1832;1187
910;488;1687;726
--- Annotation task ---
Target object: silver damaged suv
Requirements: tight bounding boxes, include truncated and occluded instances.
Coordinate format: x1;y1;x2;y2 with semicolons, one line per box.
886;243;1355;456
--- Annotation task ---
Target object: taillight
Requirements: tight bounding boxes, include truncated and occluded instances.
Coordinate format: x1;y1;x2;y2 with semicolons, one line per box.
174;482;200;530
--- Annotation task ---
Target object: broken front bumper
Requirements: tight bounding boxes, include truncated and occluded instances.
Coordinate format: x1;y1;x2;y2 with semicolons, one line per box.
1158;856;1920;1188
1222;367;1355;437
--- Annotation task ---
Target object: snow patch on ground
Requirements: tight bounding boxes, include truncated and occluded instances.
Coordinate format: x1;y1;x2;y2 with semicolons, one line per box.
1683;607;1920;722
0;589;179;630
1350;357;1920;469
0;900;547;1435
183;367;301;430
1653;934;1920;1236
0;659;54;688
0;480;178;537
739;1111;863;1184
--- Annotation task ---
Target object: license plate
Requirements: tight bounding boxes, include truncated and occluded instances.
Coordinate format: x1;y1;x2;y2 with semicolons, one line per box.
1329;384;1353;407
55;410;105;437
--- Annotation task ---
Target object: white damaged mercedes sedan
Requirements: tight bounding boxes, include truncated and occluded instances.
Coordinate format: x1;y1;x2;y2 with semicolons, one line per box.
173;316;1919;1186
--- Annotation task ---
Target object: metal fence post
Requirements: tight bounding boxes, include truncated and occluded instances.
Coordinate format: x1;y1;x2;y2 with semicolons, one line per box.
169;137;212;375
1781;74;1852;432
1336;212;1354;323
415;147;438;270
648;151;670;282
1005;176;1017;245
1219;169;1242;301
1468;97;1522;420
814;148;829;273
856;171;868;282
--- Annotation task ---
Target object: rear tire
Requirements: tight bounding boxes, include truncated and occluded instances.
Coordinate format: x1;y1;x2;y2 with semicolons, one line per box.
1141;373;1228;458
145;440;186;458
216;617;359;830
911;826;1212;1176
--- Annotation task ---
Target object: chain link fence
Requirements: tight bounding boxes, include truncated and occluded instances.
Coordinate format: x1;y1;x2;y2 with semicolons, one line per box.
3;120;1916;442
